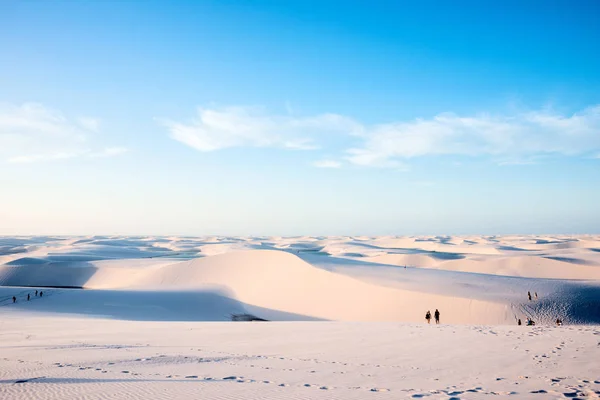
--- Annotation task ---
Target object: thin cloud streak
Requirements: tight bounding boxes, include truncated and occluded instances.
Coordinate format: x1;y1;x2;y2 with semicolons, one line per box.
0;103;126;164
159;106;362;152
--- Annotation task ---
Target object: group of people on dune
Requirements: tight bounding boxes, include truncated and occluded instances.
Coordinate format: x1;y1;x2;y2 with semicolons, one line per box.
422;291;564;327
425;309;440;324
517;291;564;326
517;317;563;326
11;290;43;304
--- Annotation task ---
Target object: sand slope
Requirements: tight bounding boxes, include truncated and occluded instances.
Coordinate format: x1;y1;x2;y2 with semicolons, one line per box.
0;315;599;400
1;235;600;325
0;250;510;323
1;235;600;400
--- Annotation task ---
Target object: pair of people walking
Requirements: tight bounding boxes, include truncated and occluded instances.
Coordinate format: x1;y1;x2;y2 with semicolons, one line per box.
425;309;440;324
528;291;538;301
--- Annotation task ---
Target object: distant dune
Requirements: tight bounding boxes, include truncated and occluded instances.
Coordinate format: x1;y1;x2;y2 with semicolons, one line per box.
1;235;599;325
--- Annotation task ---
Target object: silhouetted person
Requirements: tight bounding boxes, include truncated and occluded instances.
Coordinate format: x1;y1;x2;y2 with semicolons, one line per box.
425;310;431;324
12;296;16;303
518;319;522;326
527;318;535;326
27;294;30;301
434;309;440;324
528;291;532;301
556;318;562;326
39;291;43;297
35;290;38;296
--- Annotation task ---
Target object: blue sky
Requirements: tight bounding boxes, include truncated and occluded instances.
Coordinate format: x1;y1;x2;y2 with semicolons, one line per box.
1;0;599;235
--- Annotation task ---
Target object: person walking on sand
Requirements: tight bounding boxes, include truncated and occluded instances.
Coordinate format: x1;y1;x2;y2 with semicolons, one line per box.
528;291;532;301
39;291;43;297
35;290;38;296
434;309;440;324
27;294;30;301
425;310;431;324
518;319;522;326
12;296;16;303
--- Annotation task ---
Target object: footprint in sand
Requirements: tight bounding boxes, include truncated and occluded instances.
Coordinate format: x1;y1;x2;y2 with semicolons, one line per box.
370;388;390;392
466;387;482;393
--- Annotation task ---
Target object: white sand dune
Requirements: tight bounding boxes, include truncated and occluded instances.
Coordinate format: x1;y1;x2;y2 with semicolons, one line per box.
2;235;600;325
0;250;509;323
365;253;600;279
1;235;599;400
0;236;600;324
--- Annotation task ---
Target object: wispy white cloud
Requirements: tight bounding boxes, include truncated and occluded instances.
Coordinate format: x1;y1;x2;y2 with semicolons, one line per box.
344;149;406;169
7;152;80;164
163;104;600;168
312;159;342;168
7;147;129;164
347;106;600;166
159;106;362;152
0;103;126;163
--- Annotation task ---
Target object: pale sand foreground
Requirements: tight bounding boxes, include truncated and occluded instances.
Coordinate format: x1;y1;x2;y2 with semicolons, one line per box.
1;315;599;400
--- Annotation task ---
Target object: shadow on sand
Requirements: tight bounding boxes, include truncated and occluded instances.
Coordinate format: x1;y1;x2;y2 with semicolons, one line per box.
4;287;325;322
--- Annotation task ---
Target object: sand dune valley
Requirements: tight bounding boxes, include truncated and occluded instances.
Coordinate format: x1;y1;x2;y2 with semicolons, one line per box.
1;235;599;399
